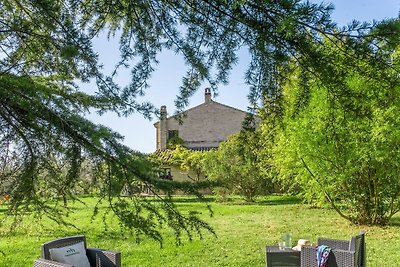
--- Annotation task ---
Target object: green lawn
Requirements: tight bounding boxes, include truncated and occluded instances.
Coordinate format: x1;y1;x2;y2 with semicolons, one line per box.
1;196;399;266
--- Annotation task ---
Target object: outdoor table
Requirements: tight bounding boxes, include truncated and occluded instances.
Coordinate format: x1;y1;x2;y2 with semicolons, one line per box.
265;246;301;267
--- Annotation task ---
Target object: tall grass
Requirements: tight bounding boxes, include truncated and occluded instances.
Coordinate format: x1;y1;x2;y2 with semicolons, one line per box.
1;195;399;266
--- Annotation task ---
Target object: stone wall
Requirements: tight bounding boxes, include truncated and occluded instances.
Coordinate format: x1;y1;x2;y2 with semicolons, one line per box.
155;98;250;150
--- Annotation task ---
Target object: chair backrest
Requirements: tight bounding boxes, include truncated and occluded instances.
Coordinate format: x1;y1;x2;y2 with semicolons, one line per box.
41;235;87;260
349;231;366;267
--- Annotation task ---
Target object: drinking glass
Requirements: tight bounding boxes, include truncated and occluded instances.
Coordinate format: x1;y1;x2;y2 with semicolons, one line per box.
281;233;292;249
278;241;286;250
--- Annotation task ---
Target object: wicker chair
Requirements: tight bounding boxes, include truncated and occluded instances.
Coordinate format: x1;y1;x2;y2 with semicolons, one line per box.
301;231;365;267
34;235;121;267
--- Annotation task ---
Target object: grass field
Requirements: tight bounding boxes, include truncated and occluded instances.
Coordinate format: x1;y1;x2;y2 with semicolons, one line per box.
1;195;400;266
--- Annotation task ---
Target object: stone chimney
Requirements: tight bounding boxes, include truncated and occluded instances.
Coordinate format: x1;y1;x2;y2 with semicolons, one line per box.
159;105;168;150
204;87;212;103
160;105;167;119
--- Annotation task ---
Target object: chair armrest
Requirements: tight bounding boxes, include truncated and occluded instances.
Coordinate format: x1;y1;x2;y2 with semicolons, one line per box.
301;246;356;267
87;247;121;267
34;259;74;267
318;238;350;250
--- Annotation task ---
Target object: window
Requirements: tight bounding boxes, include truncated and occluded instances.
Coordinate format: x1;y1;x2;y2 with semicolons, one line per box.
167;130;184;148
159;168;173;180
168;130;179;140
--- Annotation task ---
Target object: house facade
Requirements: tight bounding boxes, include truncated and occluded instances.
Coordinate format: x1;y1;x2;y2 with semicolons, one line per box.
154;88;253;151
152;88;259;185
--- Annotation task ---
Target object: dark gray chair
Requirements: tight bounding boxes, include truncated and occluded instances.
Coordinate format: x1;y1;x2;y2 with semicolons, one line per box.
34;235;121;267
301;231;365;267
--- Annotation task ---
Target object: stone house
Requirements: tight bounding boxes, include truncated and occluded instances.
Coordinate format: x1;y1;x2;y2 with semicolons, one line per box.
153;88;259;182
154;88;255;151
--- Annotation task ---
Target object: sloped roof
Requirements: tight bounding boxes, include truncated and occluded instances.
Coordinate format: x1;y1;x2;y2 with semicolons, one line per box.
153;100;251;127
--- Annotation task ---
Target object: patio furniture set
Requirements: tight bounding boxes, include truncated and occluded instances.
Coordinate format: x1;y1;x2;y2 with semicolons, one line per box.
32;231;365;267
266;231;366;267
33;235;120;267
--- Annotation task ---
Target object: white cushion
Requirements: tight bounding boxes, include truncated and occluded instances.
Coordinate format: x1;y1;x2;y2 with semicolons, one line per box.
49;241;91;267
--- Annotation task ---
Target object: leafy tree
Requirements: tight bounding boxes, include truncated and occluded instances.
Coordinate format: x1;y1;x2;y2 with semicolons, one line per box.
276;38;400;225
74;0;399;111
182;150;208;182
204;129;271;202
0;1;213;243
150;146;207;182
1;0;399;239
166;135;185;149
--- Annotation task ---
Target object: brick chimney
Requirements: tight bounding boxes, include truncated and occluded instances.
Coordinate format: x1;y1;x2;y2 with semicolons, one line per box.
205;87;212;103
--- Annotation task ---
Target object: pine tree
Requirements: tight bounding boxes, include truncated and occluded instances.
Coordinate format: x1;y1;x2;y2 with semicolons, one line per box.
1;0;399;238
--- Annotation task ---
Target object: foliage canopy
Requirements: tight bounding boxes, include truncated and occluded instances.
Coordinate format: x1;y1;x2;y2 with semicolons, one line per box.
1;0;399;238
275;37;400;225
203;129;273;202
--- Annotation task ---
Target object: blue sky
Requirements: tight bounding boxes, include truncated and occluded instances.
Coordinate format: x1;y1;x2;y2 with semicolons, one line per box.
84;0;400;153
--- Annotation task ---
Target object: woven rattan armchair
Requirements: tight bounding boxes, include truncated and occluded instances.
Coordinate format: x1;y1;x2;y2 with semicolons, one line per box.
301;231;365;267
34;235;121;267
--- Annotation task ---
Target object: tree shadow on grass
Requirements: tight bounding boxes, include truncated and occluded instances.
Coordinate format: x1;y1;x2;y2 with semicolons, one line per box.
160;195;302;206
257;195;302;206
172;196;216;203
149;196;216;203
388;217;400;227
186;195;302;206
